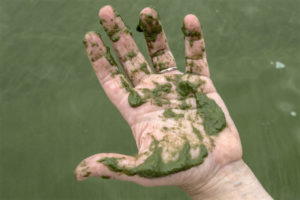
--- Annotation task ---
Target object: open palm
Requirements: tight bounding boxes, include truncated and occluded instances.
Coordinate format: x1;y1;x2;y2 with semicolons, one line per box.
75;5;242;190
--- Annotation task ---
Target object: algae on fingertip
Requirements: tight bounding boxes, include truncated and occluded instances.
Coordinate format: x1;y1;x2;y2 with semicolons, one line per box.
82;39;88;48
137;13;162;42
181;23;202;38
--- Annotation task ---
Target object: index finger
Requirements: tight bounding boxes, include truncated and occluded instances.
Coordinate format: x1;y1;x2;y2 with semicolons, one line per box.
99;6;152;86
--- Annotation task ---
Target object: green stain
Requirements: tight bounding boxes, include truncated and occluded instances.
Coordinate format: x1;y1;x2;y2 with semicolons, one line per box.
195;93;226;135
179;100;191;110
176;81;197;97
82;39;88;48
107;29;119;39
186;61;194;73
140;62;150;74
79;161;87;167
101;176;111;179
165;77;225;135
127;51;137;59
82;171;91;177
98;138;208;178
151;49;165;58
104;46;117;66
120;77;131;92
113;8;120;17
181;23;201;38
111;70;121;77
189;39;194;47
142;83;172;106
137;13;162;43
163;108;184;120
103;21;121;42
128;90;145;107
113;23;119;29
158;62;168;71
99;18;106;25
153;83;172;96
120;77;146;107
111;35;120;42
192;125;203;141
91;42;98;47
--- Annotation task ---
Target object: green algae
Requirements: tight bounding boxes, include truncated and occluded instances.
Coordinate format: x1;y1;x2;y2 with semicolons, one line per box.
140;62;150;74
142;83;172;106
111;35;120;42
195;93;226;135
127;51;137;59
120;74;225;137
176;81;197;97
91;42;98;47
157;62;168;71
111;70;121;77
98;137;208;178
181;23;201;38
137;13;162;43
128;90;145;107
163;108;184;120
179;100;191;110
151;49;165;58
82;39;88;48
162;126;168;131
120;77;131;92
164;77;226;135
79;161;87;167
120;77;145;107
104;47;117;66
192;125;203;141
82;171;91;177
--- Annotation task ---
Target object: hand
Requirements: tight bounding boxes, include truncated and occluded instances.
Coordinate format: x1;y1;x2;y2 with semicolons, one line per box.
75;5;243;197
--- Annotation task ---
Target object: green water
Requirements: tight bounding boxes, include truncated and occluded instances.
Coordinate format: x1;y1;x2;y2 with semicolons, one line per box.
1;0;299;199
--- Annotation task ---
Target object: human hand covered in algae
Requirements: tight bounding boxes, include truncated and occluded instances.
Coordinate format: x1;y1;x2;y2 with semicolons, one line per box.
74;5;242;188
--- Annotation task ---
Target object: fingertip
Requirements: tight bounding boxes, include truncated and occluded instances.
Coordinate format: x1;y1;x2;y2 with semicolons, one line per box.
140;7;152;15
140;7;158;19
83;32;106;53
84;31;95;41
99;5;114;20
73;168;86;182
183;14;201;32
74;160;92;181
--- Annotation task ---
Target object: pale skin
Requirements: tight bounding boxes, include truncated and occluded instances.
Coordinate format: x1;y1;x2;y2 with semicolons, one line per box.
74;5;273;200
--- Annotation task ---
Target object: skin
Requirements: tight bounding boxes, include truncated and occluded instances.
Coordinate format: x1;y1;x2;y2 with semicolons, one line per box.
74;6;273;200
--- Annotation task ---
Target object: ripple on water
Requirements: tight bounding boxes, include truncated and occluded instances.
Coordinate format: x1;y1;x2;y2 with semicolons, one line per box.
270;60;286;69
290;111;297;117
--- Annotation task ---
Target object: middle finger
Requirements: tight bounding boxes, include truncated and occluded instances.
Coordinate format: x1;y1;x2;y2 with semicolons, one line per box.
137;7;177;73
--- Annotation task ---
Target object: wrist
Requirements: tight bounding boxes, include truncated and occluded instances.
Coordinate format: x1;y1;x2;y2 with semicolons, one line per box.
181;160;273;200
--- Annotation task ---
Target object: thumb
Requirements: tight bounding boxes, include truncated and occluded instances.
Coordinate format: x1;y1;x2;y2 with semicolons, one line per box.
74;153;169;187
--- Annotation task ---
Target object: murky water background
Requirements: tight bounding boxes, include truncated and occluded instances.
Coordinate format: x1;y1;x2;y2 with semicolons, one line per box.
1;0;299;199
